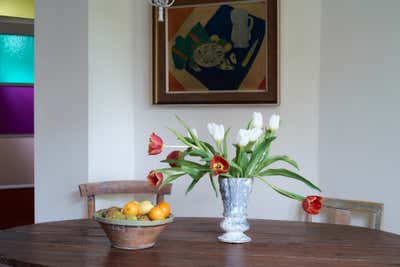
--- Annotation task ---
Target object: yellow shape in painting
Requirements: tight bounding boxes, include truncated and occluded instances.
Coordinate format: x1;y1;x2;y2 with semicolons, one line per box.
0;0;34;19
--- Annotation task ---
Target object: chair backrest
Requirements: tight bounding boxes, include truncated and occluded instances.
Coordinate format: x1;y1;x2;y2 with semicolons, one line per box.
79;180;172;218
305;198;384;230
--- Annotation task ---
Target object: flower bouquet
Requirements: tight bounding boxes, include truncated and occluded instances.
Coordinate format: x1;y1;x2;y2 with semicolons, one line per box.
147;113;322;243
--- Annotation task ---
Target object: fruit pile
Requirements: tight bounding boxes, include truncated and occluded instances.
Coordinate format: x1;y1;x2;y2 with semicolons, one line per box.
101;200;171;221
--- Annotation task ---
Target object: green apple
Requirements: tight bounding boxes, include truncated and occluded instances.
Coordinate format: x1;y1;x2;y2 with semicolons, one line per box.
139;200;154;215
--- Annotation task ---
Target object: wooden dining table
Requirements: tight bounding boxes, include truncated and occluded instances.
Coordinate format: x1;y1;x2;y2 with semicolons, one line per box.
0;217;399;267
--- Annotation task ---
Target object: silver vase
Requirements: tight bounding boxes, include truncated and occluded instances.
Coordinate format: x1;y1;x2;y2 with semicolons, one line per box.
218;177;253;243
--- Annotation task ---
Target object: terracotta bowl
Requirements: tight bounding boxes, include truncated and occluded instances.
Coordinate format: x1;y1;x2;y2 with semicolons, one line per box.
93;210;174;250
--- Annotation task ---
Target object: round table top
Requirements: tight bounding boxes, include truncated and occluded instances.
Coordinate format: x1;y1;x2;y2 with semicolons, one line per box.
0;218;399;267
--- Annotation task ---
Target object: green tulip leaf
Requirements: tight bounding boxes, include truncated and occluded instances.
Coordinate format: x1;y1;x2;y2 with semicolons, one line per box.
229;160;242;172
223;127;231;159
209;173;218;197
246;119;253;130
162;159;207;169
258;155;300;172
201;141;217;155
245;136;276;177
159;172;186;189
175;115;202;148
256;176;305;201
154;167;185;175
181;166;208;180
168;127;193;147
258;168;321;192
238;150;249;172
184;137;196;145
185;148;210;159
185;178;201;194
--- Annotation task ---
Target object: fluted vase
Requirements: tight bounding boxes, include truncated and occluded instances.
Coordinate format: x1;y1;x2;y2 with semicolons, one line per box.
218;177;253;243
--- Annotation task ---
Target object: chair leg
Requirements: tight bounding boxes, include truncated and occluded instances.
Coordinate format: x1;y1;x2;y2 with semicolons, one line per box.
88;195;95;218
156;194;164;204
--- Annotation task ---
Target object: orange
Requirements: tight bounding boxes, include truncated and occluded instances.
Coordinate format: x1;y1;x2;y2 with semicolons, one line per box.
122;201;140;216
148;206;166;220
158;202;171;217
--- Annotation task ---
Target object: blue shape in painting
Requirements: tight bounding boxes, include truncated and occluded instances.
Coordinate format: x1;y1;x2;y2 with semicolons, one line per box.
186;5;265;91
0;34;34;84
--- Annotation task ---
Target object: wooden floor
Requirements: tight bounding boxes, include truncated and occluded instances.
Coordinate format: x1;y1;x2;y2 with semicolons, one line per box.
0;187;34;229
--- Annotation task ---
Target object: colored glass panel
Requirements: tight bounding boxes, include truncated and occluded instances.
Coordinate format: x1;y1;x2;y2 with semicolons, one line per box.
0;86;34;135
0;34;34;84
0;0;34;19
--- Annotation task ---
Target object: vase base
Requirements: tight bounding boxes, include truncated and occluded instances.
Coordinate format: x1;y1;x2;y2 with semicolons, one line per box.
218;232;252;243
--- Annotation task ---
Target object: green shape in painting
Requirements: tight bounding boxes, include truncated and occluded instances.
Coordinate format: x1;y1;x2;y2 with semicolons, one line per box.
0;34;34;84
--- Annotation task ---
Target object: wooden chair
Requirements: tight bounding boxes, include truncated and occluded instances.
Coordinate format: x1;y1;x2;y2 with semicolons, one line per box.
79;180;172;218
305;198;384;230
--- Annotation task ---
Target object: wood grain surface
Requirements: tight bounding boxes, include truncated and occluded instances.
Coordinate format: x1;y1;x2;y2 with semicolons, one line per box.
0;218;399;267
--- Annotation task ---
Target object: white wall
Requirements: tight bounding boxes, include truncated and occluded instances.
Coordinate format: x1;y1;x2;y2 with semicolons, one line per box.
319;0;400;233
35;0;88;222
88;0;136;208
88;0;135;181
88;0;321;221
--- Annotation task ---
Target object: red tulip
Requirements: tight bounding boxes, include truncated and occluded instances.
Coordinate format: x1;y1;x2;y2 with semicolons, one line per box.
210;155;230;176
302;196;323;215
166;151;182;167
148;133;164;155
147;171;163;187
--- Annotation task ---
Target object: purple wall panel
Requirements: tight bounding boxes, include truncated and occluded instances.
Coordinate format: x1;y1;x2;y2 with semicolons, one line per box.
0;86;34;135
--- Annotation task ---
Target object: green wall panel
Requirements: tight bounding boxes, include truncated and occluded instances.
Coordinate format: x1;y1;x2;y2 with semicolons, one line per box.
0;34;34;84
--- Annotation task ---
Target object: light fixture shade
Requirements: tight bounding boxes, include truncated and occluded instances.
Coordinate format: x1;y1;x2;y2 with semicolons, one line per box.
147;0;175;21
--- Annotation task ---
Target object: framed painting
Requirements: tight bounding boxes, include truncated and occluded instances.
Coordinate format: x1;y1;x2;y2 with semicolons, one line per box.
152;0;278;105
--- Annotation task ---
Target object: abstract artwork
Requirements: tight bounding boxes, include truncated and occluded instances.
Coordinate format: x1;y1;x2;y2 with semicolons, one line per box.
153;0;278;104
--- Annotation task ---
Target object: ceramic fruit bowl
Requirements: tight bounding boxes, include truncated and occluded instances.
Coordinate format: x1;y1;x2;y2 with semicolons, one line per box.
93;210;174;250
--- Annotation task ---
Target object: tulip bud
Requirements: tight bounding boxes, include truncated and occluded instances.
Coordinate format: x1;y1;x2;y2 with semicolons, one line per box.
269;114;280;131
251;112;263;129
147;171;164;187
248;128;263;142
148;133;164;155
236;129;250;147
302;196;323;215
207;123;225;143
166;150;182;167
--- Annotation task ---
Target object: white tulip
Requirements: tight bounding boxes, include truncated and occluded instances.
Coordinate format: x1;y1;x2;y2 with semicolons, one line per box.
251;112;263;129
207;123;225;143
248;128;263;142
188;128;198;138
269;114;280;131
236;129;250;147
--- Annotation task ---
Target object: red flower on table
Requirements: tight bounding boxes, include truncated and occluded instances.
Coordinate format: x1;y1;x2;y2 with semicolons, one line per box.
148;133;163;155
302;196;323;215
166;151;182;167
210;156;230;176
147;171;163;187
